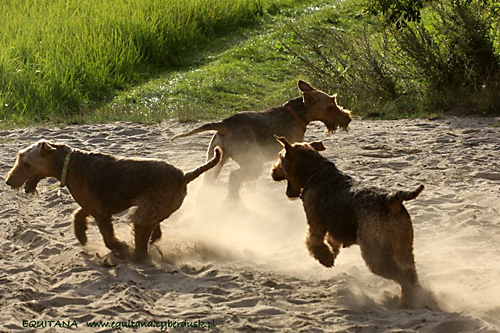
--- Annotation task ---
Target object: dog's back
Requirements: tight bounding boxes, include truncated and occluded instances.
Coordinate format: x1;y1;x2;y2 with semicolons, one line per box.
172;98;309;155
300;154;423;248
68;150;185;214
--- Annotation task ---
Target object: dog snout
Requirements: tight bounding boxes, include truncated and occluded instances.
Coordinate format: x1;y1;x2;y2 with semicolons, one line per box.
5;175;20;189
343;116;352;129
271;163;286;181
5;177;13;187
337;112;351;131
5;167;27;189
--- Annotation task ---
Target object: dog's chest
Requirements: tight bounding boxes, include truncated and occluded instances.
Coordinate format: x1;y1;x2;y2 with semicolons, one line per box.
302;187;358;246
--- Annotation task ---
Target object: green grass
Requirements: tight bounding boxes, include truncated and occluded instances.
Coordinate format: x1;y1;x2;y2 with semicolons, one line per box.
94;24;302;123
4;0;493;126
84;0;346;124
0;0;355;126
0;0;265;124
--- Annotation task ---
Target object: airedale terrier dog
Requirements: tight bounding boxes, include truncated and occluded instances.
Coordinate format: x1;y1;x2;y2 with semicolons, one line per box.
5;139;221;263
171;80;351;197
271;137;424;307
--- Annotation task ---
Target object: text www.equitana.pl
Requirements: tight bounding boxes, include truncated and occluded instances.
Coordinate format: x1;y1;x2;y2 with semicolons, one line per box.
22;319;218;331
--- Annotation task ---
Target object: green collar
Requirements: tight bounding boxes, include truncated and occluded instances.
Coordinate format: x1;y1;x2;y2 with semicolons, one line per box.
60;150;72;187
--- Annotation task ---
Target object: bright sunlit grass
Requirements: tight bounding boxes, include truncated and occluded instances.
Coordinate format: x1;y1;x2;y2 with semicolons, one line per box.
0;0;263;123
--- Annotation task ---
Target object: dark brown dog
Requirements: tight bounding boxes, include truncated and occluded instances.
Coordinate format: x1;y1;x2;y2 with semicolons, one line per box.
5;139;221;263
271;137;424;307
171;80;351;197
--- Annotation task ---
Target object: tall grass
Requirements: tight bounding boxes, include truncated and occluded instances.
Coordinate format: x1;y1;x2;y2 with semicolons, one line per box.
0;0;263;123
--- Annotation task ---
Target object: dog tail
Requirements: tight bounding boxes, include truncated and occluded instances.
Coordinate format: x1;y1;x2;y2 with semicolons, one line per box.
387;185;424;210
183;147;222;185
170;122;230;141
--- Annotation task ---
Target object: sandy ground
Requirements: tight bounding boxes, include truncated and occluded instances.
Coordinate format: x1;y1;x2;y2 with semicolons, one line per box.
0;117;499;332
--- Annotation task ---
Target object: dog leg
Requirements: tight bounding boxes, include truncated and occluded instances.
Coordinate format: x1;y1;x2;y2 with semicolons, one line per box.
306;224;334;267
360;244;403;283
204;155;227;185
325;234;341;259
359;241;418;307
397;250;418;285
228;168;244;198
133;223;157;263
397;249;420;308
227;161;263;198
73;208;90;245
131;202;172;263
150;225;162;244
95;215;129;259
243;164;263;191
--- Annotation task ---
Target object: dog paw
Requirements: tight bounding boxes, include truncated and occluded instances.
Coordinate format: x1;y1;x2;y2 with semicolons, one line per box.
315;251;335;267
132;254;154;266
75;233;87;245
111;243;131;259
318;257;334;268
310;244;335;267
95;251;126;267
101;253;122;267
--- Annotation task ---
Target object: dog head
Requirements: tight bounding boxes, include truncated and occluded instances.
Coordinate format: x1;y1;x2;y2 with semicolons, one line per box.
5;139;59;193
298;80;351;132
271;136;326;198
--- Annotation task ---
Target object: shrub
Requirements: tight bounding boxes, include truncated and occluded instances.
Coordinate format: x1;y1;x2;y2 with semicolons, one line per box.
284;0;500;117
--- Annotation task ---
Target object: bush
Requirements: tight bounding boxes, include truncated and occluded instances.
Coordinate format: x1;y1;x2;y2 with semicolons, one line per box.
365;0;428;27
284;0;500;117
393;0;499;113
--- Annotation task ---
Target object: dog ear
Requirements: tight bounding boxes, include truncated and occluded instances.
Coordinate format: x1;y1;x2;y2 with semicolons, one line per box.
298;80;315;92
274;135;293;152
302;91;316;107
39;140;56;153
309;141;326;151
